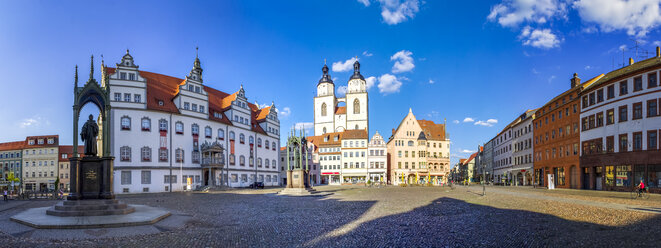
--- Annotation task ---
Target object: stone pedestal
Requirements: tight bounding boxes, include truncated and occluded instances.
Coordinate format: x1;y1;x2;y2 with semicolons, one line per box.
278;169;324;196
68;156;114;200
46;199;135;217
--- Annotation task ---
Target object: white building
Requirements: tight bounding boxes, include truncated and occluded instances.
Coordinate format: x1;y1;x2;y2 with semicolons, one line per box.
314;61;368;135
493;123;513;185
367;131;387;183
340;130;369;184
510;109;536;186
580;51;661;191
21;135;59;191
104;50;280;194
311;132;342;185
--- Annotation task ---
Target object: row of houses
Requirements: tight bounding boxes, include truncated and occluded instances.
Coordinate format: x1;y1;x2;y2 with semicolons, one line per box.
454;47;661;193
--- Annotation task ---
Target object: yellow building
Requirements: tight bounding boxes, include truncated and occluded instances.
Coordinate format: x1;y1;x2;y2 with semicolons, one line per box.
22;135;59;191
387;109;450;185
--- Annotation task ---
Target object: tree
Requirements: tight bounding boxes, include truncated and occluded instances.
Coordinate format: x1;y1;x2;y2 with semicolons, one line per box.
6;172;20;193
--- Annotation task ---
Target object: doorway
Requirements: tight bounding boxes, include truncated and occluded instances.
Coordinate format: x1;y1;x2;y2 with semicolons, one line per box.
570;165;578;189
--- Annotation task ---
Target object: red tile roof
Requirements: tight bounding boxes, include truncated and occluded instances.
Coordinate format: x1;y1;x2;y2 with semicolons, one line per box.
106;67;275;133
24;135;59;148
343;129;368;139
335;106;346;115
58;145;84;162
0;141;25;151
417;120;446;140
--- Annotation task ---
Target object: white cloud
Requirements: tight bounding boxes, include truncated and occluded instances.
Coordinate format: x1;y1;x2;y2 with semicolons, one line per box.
487;0;567;28
452;120;460;124
519;26;561;49
378;0;420;25
532;68;539;74
474;119;498;127
332;57;358;72
427;110;439;118
486;119;498;124
654;41;661;46
366;76;377;90
377;74;402;94
18;116;50;128
548;75;556;83
619;44;628;51
279;107;291;117
362;51;373;57
390;50;415;73
428;79;434;84
357;0;370;7
293;122;314;135
463;117;475;123
584;65;592;70
337;86;348;96
574;0;661;37
459;149;476;153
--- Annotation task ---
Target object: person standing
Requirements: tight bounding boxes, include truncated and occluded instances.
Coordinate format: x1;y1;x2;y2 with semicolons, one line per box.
3;189;7;202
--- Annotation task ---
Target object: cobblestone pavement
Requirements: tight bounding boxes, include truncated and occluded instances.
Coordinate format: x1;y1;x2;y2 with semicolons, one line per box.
1;185;661;247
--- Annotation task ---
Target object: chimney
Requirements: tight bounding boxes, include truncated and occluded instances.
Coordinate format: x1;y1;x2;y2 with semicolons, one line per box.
629;57;634;65
570;73;580;88
392;128;396;136
657;46;660;57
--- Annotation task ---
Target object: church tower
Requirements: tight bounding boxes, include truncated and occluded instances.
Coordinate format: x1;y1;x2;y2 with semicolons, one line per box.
345;60;368;133
314;63;336;135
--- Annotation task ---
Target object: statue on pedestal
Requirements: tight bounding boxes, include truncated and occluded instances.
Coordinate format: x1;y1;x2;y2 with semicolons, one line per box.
81;114;99;156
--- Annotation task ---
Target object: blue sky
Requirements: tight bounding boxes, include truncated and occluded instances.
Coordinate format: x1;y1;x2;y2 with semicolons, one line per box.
0;0;660;165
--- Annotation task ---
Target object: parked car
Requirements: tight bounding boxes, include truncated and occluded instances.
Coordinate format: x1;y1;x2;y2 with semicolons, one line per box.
250;182;264;189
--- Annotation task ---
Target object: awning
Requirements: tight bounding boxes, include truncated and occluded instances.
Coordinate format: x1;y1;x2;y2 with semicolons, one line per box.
342;173;367;177
321;172;339;175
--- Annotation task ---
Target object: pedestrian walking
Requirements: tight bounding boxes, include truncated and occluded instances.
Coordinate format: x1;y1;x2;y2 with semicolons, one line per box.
3;189;7;202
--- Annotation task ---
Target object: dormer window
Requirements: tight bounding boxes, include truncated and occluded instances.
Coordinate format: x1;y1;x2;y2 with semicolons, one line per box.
189;85;194;91
192;104;198;112
47;138;54;144
38;139;44;145
28;140;35;145
184;102;190;110
120;72;127;80
129;73;135;81
195;86;200;93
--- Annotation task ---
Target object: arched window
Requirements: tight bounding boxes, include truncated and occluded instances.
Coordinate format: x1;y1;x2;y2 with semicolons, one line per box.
257;158;262;167
321;103;327;116
257;138;262;147
218;129;225;140
205;126;212;138
272;142;276;150
408;141;414;146
353;99;360;114
229;131;235;140
141;117;151;131
240;155;245;166
272;160;276;168
191;124;199;136
323;127;327;134
175;122;184;134
175;148;184;163
229;154;235;165
249;136;254;145
265;159;270;168
239;134;245;144
265;140;270;149
141;147;151;162
159;119;168;131
355;124;359;130
120;146;131;161
121;116;131;130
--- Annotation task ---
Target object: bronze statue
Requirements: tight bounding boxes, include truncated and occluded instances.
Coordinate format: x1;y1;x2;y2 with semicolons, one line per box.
81;114;99;156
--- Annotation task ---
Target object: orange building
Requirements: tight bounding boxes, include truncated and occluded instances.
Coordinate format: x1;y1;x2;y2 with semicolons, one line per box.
533;73;600;189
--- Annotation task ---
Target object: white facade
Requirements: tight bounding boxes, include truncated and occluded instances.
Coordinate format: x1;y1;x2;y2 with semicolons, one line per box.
314;61;368;135
105;51;280;194
367;132;387;183
493;126;513;184
21;136;59;191
341;136;369;184
510;110;535;186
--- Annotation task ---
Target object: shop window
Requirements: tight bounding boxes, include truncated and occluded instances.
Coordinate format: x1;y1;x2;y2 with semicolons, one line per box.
648;165;661;188
615;165;632;187
605;165;614;186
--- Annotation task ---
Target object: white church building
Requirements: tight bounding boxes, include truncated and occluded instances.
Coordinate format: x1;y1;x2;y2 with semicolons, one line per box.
104;50;280;193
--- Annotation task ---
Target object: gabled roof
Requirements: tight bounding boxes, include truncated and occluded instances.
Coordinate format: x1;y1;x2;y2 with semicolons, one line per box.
0;141;25;151
585;56;661;91
58;145;84;162
343;129;368;139
308;132;343;147
106;67;275;132
24;135;59;148
418;119;446;141
335;106;346;115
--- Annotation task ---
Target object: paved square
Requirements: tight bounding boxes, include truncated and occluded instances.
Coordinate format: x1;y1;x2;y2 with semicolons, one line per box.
1;186;661;247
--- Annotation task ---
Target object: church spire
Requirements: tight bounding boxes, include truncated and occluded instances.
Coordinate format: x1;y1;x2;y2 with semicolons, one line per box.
89;55;94;80
74;65;78;89
188;47;203;82
350;57;364;80
318;61;333;85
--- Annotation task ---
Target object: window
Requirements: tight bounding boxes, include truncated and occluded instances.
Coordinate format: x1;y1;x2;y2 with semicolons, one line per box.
619;105;628;122
141;147;151;162
124;93;131;102
606;136;614;153
634;76;643;92
249;136;254;145
229;154;235;165
619;134;628;152
141;118;151;131
597;89;604;103
191;124;199;136
229;131;235;140
588;93;595;106
134;94;141;103
240;155;245;166
633;102;643;120
265;140;270;149
649;72;658;88
648;130;658;150
606;109;615;125
114;93;121;101
184;102;190;110
257;138;262;147
175;148;184;163
620;81;628;95
141;171;151;184
205;127;212;138
121;116;131;130
218;129;225;140
239;134;245;144
607;85;615;99
596;112;604;127
121;171;131;185
192;104;198;112
120;72;127;79
120;146;131;161
175;122;184;134
192;151;200;164
616;165;632;187
159;119;168;131
633;132;643;151
199;105;205;113
129;73;136;81
648;100;658;117
272;142;276;150
159;148;168;162
353;99;360;114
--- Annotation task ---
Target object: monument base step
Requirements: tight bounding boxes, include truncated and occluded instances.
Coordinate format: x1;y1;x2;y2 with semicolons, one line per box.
46;200;135;217
277;187;328;196
11;204;170;229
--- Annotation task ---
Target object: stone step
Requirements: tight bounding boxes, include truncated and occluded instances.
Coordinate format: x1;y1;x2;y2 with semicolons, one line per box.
62;199;120;206
46;207;136;217
54;203;129;211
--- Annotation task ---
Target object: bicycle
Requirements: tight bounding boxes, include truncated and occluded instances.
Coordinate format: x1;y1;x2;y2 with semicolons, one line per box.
630;187;650;200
